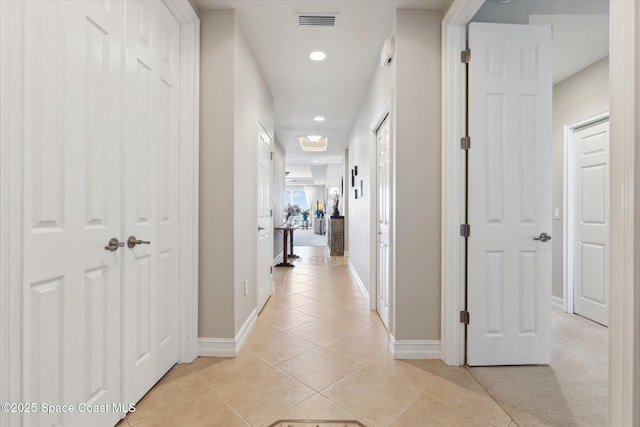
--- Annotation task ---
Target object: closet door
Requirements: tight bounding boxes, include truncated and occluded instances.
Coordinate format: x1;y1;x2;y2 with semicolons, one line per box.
21;1;124;426
121;0;181;405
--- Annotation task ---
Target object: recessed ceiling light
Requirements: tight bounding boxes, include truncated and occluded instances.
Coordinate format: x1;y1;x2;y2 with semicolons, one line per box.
312;160;319;163
309;51;326;61
314;116;325;122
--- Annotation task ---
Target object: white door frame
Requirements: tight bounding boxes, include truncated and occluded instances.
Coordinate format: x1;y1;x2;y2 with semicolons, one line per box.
440;0;484;367
159;0;200;365
608;1;639;424
256;117;274;310
563;112;609;315
0;2;199;422
441;0;639;424
0;0;26;416
370;97;393;327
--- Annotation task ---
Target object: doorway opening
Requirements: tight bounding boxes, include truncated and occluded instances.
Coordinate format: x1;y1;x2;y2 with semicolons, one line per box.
564;113;610;326
443;0;611;423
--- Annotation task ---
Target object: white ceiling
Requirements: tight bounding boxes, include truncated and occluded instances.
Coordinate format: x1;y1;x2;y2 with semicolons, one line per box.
193;0;609;184
193;0;449;184
529;14;608;84
472;0;609;84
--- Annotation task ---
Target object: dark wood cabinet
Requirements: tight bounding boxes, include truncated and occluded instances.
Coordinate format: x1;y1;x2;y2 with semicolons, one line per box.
329;216;344;256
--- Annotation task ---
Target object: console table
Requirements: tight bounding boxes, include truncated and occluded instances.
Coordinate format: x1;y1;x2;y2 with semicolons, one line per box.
274;226;299;267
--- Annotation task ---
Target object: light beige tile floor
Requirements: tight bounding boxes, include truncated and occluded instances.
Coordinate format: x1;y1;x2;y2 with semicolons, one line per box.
117;247;514;427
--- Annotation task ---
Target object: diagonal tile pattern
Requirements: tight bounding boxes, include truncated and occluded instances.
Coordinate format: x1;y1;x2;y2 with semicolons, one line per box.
118;247;515;427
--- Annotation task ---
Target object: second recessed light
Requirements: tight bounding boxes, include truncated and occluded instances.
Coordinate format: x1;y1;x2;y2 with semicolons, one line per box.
309;51;326;61
314;116;325;122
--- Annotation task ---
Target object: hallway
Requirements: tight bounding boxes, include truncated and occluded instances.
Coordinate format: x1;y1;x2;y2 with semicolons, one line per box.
116;247;513;426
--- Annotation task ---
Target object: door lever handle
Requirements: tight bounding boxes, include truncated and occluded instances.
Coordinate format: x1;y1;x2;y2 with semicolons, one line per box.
533;232;551;242
127;235;151;248
104;238;125;251
258;226;265;231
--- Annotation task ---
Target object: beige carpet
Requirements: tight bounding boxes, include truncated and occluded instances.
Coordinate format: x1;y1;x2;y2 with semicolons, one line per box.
292;228;327;247
469;308;607;427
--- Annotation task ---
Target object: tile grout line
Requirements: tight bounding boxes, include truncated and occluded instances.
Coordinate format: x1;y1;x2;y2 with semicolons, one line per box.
463;366;519;426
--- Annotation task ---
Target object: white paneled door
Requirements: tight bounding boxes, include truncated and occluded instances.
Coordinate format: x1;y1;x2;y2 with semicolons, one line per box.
121;1;181;405
573;120;610;326
18;0;181;425
376;114;391;330
257;121;273;313
22;1;124;426
467;23;552;366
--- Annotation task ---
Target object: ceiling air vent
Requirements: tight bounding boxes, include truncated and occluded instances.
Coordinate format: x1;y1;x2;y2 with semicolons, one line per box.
297;14;337;28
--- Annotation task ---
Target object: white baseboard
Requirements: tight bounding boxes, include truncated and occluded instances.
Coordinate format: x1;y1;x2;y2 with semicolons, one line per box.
198;308;257;357
347;260;369;305
235;308;257;350
198;337;237;357
552;295;564;310
390;334;441;359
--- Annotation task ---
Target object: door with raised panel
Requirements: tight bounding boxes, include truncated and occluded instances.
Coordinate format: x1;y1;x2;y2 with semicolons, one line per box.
21;1;123;426
376;114;391;330
121;0;181;405
257;121;273;313
467;23;552;365
573;120;610;326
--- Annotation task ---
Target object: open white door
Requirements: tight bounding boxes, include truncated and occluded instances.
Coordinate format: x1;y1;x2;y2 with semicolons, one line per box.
467;23;552;366
122;0;181;405
573;120;610;326
257;121;273;312
376;114;391;330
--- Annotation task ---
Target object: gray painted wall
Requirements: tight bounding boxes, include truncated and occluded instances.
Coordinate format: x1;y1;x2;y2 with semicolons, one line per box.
393;10;442;340
199;9;274;339
551;57;609;301
348;10;441;341
233;20;274;333
199;10;236;338
347;17;394;312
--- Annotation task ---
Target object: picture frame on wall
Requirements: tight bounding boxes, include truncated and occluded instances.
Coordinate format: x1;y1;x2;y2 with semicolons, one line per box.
354;165;358;176
355;188;358;199
359;180;363;198
351;169;355;187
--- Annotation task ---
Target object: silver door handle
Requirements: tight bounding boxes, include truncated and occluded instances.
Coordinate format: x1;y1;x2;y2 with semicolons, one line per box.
533;232;551;242
127;235;151;248
104;238;125;251
258;226;265;231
